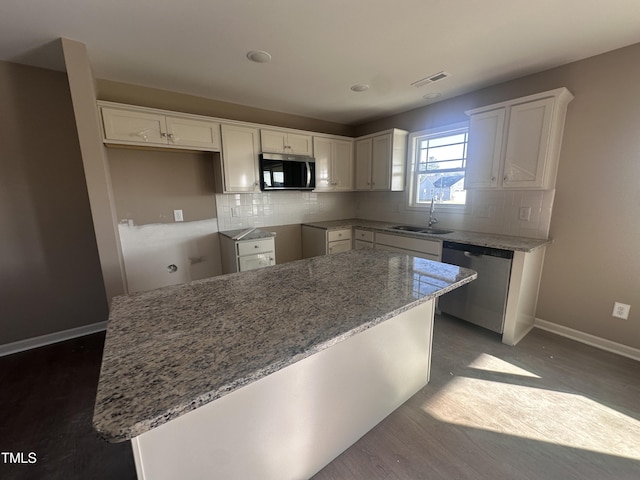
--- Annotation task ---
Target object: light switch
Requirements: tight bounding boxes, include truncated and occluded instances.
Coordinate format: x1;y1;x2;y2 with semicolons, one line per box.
519;207;531;221
174;209;184;222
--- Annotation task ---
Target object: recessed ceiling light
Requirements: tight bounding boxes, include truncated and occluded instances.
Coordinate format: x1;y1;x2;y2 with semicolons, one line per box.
423;92;441;100
350;84;369;92
246;50;272;63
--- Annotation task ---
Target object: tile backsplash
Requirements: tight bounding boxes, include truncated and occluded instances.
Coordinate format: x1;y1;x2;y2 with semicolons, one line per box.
216;191;357;231
356;189;555;239
215;189;553;239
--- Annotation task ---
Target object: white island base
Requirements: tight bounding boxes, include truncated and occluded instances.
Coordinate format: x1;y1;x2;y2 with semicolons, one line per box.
131;299;435;480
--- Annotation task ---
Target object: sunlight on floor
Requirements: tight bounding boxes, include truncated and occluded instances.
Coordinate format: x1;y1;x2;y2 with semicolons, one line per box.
423;367;640;460
467;353;541;378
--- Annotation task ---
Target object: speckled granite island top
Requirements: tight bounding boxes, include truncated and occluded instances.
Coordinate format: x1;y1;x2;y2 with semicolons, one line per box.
304;219;551;252
93;249;476;443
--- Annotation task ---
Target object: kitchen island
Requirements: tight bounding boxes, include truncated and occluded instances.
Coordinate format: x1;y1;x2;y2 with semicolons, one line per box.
93;249;476;479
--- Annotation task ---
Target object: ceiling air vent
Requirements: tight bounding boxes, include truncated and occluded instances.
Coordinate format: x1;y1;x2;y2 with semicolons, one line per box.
411;71;450;88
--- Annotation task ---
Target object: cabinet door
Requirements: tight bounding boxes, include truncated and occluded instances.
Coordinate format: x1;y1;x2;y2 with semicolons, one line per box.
355;138;373;190
332;139;354;191
165;116;221;151
101;107;167;146
371;133;392;190
220;124;259;193
465;108;505;189
328;239;352;254
313;137;333;191
286;133;313;155
260;129;287;153
503;97;554;188
239;253;274;272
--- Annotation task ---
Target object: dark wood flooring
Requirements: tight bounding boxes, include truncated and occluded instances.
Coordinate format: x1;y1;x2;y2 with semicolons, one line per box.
0;333;135;480
1;316;638;479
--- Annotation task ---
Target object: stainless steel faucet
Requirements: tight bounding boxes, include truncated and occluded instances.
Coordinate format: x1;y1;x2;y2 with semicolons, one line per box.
428;197;438;227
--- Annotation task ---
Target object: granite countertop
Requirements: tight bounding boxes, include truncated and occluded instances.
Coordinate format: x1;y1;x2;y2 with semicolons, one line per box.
219;228;276;241
303;219;550;252
93;249;476;442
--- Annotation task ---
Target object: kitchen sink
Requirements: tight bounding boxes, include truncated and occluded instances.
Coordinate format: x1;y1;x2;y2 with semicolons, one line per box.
389;225;452;235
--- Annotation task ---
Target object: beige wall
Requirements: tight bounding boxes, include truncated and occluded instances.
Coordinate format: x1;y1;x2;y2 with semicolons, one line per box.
96;79;355;137
108;148;217;225
356;43;640;350
0;61;108;344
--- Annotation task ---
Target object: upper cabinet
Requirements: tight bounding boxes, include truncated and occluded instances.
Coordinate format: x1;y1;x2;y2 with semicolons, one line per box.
99;102;221;151
215;124;260;193
260;129;313;155
354;129;408;191
313;136;354;192
465;88;573;190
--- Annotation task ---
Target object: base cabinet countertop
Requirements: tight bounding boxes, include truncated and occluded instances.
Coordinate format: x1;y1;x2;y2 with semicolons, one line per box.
93;249;476;479
301;218;550;253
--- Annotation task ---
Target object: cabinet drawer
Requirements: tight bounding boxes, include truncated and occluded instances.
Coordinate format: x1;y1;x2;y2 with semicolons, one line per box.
328;239;352;254
238;253;275;272
327;229;352;242
375;233;441;257
354;229;374;242
237;238;274;256
354;239;374;249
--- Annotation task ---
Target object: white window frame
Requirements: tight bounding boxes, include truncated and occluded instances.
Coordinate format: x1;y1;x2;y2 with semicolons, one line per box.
406;122;469;212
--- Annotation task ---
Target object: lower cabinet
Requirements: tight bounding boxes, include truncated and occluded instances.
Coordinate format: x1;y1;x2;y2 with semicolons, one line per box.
221;236;276;273
354;229;374;249
374;232;441;261
302;226;352;258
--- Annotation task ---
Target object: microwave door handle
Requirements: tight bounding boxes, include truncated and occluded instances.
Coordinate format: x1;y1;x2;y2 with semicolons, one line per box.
305;161;312;188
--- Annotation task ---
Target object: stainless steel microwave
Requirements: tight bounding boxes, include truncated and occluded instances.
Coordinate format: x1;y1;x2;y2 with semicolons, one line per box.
259;153;316;191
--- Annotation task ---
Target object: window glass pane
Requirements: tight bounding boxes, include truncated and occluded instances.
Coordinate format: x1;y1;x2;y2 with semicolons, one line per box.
427;133;467;148
411;127;468;206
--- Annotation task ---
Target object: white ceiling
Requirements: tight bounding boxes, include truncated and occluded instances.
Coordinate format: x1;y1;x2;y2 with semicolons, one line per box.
2;0;640;125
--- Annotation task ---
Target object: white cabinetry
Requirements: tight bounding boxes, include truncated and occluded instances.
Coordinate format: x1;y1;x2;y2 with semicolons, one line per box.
260;129;313;155
99;102;221;151
220;235;275;274
465;88;573;190
313;137;354;192
374;232;441;261
302;226;352;258
354;229;374;249
215;124;260;193
355;129;408;191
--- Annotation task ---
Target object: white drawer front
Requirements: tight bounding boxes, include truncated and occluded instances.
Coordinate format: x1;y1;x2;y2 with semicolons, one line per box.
327;229;352;242
354;239;374;249
238;253;275;271
237;238;274;256
328;239;352;254
375;233;441;257
354;229;374;242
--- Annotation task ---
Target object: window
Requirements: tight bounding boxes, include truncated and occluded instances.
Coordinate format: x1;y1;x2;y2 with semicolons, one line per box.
408;123;468;208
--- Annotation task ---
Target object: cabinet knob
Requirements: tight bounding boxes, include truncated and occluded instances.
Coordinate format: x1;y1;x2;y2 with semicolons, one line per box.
254;245;259;248
504;175;508;182
491;176;496;181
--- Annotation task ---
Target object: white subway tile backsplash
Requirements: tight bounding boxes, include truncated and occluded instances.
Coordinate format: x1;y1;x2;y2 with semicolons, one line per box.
215;191;357;230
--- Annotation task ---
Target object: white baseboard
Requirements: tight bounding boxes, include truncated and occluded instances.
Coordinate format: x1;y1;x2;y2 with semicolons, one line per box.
534;318;640;362
0;322;107;358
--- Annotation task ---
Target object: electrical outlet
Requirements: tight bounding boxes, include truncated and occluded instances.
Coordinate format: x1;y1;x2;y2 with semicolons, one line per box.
612;302;631;320
173;209;184;222
519;206;532;221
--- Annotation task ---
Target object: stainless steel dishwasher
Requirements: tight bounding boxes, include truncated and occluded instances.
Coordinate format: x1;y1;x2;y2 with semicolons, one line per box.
439;241;513;333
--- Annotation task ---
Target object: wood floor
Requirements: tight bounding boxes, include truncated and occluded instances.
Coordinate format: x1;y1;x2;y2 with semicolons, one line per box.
1;315;638;479
312;315;640;479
